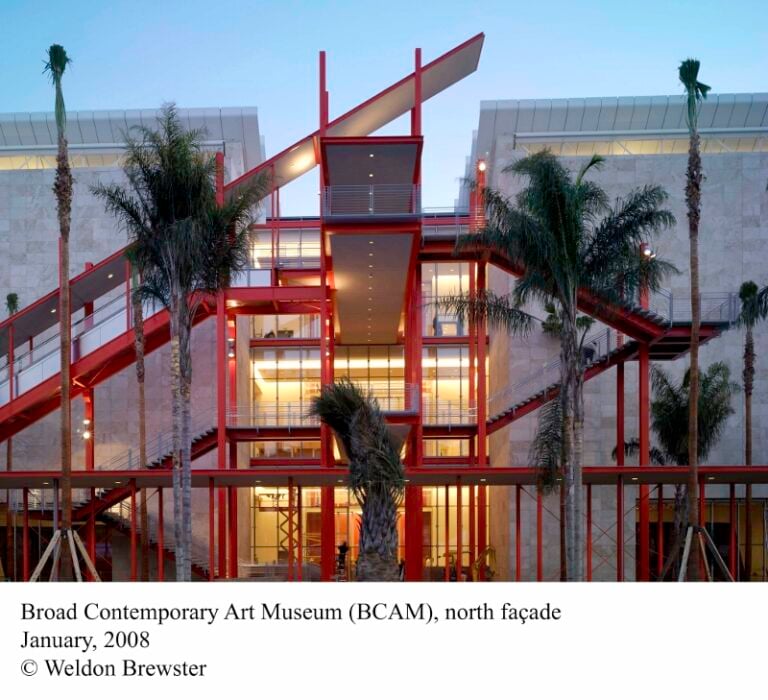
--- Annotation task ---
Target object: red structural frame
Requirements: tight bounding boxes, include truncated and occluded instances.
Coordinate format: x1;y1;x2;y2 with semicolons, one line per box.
1;34;757;583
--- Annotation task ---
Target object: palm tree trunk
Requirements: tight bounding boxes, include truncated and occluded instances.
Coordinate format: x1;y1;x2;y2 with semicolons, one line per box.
560;309;583;581
169;311;184;581
55;131;73;579
180;337;193;582
132;291;149;581
5;438;12;580
744;326;754;578
685;129;702;581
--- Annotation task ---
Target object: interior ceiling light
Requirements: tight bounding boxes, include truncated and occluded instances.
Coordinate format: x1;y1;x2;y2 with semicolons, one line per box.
368;173;374;178
51;308;56;313
107;273;114;279
369;153;374;158
369;240;374;244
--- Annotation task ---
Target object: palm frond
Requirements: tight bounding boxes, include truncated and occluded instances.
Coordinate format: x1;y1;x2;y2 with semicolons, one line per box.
611;438;668;466
5;293;19;317
679;58;711;129
529;399;563;494
433;290;535;336
736;280;768;329
44;45;71;131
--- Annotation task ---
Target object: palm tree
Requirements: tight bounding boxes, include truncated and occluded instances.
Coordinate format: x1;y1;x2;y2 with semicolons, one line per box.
310;379;406;581
93;105;267;580
45;44;74;573
130;267;150;580
5;293;19;579
735;281;768;578
447;151;676;580
617;362;737;578
679;58;710;579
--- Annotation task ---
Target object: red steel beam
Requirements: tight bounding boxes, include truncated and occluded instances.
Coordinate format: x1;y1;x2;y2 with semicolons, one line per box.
616;476;624;582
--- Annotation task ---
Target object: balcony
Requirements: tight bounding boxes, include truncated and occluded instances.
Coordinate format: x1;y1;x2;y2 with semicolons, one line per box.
322;184;421;221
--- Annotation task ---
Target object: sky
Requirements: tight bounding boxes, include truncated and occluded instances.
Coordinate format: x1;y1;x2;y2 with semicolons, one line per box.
2;0;766;214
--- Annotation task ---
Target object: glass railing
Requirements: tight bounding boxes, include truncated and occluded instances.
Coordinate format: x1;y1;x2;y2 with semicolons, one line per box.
422;399;477;426
0;296;163;406
230;268;272;287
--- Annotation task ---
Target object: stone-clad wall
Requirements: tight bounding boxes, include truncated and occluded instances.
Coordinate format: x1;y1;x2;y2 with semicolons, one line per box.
487;145;768;580
0;167;218;472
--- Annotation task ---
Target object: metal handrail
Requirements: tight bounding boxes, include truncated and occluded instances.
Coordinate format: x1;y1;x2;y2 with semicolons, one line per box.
489;327;617;416
322;184;421;218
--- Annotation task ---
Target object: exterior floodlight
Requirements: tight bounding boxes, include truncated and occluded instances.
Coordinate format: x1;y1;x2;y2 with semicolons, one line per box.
82;430;92;440
477;160;487;172
641;244;656;259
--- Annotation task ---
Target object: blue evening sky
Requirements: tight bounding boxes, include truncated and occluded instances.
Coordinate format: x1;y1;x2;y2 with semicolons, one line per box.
2;0;766;213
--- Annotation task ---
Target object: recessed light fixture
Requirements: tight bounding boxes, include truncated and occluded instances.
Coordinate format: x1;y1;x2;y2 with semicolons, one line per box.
42;481;49;485
115;481;121;485
368;264;373;268
51;308;56;314
631;476;639;481
480;478;487;482
107;273;114;279
369;252;373;257
708;476;715;481
369;240;374;245
368;173;374;178
369;153;374;158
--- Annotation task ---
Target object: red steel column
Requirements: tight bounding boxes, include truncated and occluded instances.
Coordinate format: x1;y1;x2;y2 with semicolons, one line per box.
536;489;543;581
729;484;737;580
216;293;227;578
208;478;215;582
227;316;238;581
456;478;463;581
586;484;593;581
638;342;651;581
411;47;422;136
469;484;476;569
157;488;164;582
228;440;238;580
657;485;664;579
287;478;295;582
444;485;450;582
297;485;303;582
477;263;487;468
84;389;96;576
404;486;423;581
318;52;335;581
22;488;29;581
214;151;227;581
130;479;137;582
476;263;488;580
404;250;423;581
87;488;96;582
616;363;625;467
515;485;521;581
616;475;624;581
